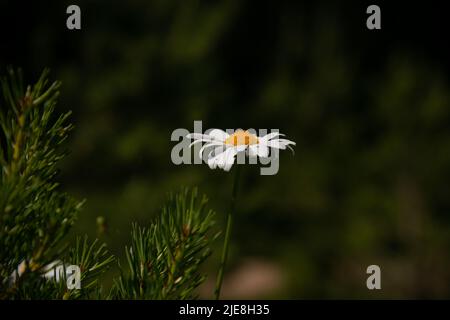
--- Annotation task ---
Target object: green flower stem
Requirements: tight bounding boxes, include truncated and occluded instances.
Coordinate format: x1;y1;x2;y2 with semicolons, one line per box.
214;165;241;300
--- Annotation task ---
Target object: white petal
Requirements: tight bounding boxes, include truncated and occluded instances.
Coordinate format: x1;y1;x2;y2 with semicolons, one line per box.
186;133;212;141
249;144;269;158
207;148;226;169
277;138;296;146
207;154;218;169
208;129;229;142
259;132;285;142
199;142;225;158
188;139;209;148
220;147;238;171
207;147;237;171
257;144;269;157
205;145;219;158
248;145;258;157
266;139;296;150
266;141;287;149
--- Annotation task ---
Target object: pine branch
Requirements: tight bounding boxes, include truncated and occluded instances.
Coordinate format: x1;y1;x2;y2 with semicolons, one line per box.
110;188;219;300
0;68;91;299
61;236;115;299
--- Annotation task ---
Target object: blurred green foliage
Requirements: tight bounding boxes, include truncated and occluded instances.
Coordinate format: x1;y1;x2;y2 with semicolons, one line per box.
1;1;449;298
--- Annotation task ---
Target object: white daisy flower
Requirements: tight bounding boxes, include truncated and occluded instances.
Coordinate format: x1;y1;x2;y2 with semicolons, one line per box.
187;129;295;171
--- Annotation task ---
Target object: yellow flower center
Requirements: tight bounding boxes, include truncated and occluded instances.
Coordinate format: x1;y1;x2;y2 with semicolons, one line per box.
224;130;259;146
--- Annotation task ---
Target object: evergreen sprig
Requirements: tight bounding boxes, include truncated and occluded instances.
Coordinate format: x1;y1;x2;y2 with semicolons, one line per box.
62;236;115;299
110;188;218;300
0;68;218;300
0;68;114;299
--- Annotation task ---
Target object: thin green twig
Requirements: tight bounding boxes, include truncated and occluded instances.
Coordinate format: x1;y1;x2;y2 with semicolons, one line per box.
214;165;241;300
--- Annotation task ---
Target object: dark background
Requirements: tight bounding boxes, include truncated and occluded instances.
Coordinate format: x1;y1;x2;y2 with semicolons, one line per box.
1;0;449;298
